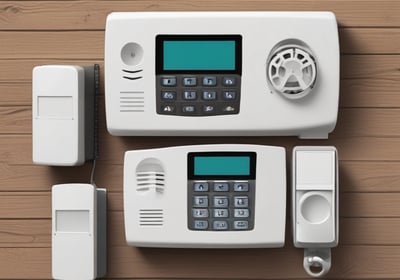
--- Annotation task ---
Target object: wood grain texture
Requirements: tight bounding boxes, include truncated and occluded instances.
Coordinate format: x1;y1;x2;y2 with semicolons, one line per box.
1;0;400;30
1;1;400;279
0;246;399;279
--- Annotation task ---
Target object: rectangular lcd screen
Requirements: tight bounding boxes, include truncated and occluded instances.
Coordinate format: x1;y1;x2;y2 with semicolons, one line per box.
194;156;250;176
163;41;235;71
188;152;256;179
156;35;242;74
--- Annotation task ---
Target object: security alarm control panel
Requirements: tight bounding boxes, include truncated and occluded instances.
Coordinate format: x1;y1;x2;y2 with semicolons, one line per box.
105;12;339;138
123;144;286;248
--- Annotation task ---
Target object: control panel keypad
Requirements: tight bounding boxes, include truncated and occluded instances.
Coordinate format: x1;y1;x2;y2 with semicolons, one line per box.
188;180;255;231
157;74;241;116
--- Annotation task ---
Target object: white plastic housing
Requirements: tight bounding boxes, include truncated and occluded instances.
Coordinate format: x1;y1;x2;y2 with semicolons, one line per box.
105;12;339;139
292;146;339;248
123;144;286;248
32;65;85;166
52;184;98;280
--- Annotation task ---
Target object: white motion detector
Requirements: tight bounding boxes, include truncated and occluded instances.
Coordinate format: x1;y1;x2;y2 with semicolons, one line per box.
105;12;340;138
52;184;107;280
32;65;98;166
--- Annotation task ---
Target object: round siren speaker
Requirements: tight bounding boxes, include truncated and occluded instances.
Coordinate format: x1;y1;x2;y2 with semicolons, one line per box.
267;45;317;99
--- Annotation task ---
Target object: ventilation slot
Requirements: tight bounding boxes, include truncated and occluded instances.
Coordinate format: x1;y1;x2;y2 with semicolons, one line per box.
120;91;144;112
139;209;164;226
136;171;165;193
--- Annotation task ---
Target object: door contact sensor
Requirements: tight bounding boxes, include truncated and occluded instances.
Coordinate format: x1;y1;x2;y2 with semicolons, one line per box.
292;146;339;278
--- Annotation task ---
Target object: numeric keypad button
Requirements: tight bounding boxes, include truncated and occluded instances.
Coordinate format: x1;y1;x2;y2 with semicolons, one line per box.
193;182;209;192
183;91;197;100
233;182;249;192
202;76;217;86
183;77;197;86
234;209;249;218
213;209;229;218
233;221;249;230
222;91;236;100
161;91;176;100
234;196;249;207
193;220;208;230
213;196;229;207
202;91;217;100
223;77;236;86
182;105;196;113
193;196;208;207
214;182;229;192
161;77;177;86
192;209;209;218
213;220;228;230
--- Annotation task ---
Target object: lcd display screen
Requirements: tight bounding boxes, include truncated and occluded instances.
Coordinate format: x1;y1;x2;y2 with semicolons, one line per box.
156;35;242;74
194;156;250;176
163;40;235;71
188;152;256;179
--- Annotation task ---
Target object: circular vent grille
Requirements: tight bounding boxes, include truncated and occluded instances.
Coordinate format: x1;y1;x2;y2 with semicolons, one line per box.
268;46;317;99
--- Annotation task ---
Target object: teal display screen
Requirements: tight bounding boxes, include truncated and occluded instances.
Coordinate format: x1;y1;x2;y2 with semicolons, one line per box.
156;35;242;74
188;152;256;179
163;41;235;71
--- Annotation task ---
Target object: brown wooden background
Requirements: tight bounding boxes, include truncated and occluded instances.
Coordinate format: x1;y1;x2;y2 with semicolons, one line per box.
1;0;400;279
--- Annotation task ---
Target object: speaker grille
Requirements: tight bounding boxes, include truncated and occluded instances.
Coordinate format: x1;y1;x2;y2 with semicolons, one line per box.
119;91;145;112
136;171;165;193
139;209;164;226
268;46;317;99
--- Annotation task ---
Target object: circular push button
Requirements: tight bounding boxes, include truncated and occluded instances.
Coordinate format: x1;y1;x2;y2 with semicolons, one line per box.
300;192;331;224
121;42;144;66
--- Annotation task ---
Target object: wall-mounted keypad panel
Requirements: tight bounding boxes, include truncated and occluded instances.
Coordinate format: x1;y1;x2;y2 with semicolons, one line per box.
187;180;255;231
156;74;241;116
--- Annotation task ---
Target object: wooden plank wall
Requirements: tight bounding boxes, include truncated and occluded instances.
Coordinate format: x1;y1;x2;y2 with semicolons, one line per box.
0;0;400;279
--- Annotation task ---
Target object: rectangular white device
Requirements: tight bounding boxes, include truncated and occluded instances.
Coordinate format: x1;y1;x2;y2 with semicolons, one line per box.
52;184;107;280
105;12;339;138
292;146;339;248
33;65;85;166
124;144;286;248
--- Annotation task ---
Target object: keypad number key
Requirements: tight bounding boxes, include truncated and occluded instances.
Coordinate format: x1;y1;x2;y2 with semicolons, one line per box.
193;196;208;208
213;196;229;207
182;105;196;114
203;105;216;114
234;196;249;208
213;209;229;218
193;182;209;192
234;209;249;218
233;182;249;192
193;220;209;230
161;91;176;100
223;77;236;86
222;91;237;100
213;220;229;230
192;209;209;218
202;91;217;100
183;91;197;100
233;221;249;230
161;104;175;113
183;77;197;86
202;76;217;86
214;182;229;192
161;77;177;86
